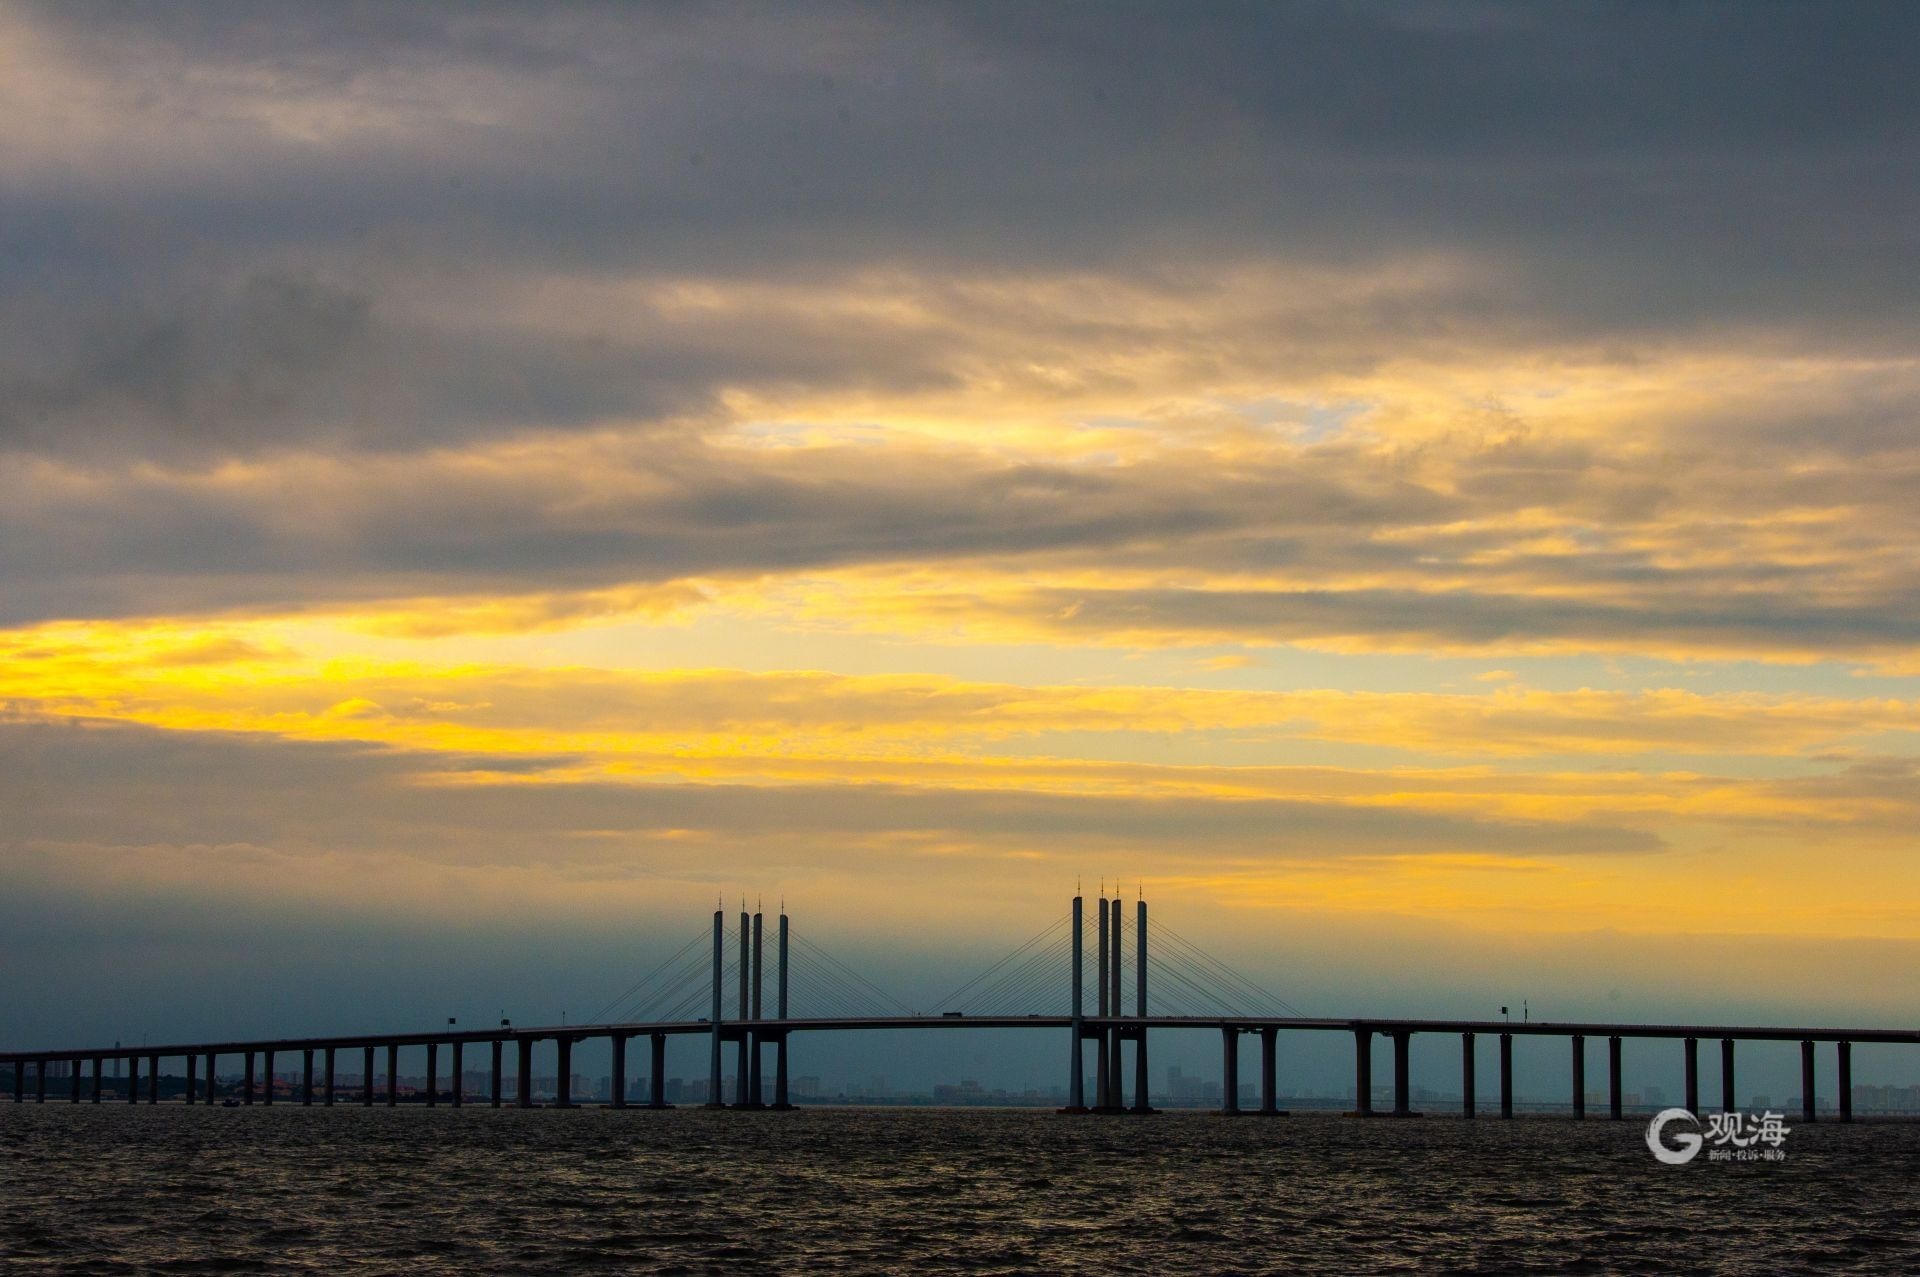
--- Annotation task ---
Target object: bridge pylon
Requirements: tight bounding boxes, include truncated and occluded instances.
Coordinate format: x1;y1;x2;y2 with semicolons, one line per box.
1063;890;1152;1116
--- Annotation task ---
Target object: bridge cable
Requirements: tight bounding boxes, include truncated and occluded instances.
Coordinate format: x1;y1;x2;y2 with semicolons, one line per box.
619;947;714;1021
789;932;918;1017
583;928;714;1026
928;913;1069;1011
951;933;1073;1015
626;960;713;1023
1155;923;1307;1017
1150;957;1250;1017
783;945;899;1019
786;958;885;1018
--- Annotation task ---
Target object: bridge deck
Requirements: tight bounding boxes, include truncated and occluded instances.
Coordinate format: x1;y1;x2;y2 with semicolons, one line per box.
8;1013;1920;1065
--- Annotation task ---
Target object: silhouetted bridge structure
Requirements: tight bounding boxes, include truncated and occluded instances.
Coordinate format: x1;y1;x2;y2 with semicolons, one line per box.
5;894;1911;1123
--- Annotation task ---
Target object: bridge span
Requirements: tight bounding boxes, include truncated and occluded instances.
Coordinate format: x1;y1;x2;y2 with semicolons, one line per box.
5;895;1911;1123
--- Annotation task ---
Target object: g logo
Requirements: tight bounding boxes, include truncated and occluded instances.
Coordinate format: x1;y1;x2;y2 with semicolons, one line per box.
1646;1108;1703;1164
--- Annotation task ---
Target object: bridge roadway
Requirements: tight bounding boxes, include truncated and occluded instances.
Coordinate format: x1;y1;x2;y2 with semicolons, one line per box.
6;1013;1913;1122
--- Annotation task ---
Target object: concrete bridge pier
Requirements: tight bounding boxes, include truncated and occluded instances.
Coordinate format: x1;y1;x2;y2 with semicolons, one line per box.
1391;1030;1417;1117
147;1055;158;1104
1838;1041;1853;1123
1219;1026;1240;1114
362;1045;375;1106
491;1040;503;1108
650;1034;671;1108
91;1056;102;1103
1720;1038;1736;1114
1684;1036;1699;1114
555;1038;573;1108
517;1038;534;1108
771;1032;792;1109
1571;1035;1585;1119
128;1053;139;1104
1498;1032;1512;1119
1608;1036;1622;1120
425;1043;438;1107
1350;1028;1373;1116
1131;1032;1153;1113
324;1048;336;1106
1257;1026;1286;1115
1801;1039;1816;1123
263;1050;275;1105
450;1042;462;1108
386;1044;399;1107
185;1053;198;1105
7;1064;17;1104
1461;1033;1475;1118
610;1034;627;1109
303;1049;314;1106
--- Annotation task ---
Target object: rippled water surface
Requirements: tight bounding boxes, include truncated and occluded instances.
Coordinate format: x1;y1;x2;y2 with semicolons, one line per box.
4;1106;1919;1273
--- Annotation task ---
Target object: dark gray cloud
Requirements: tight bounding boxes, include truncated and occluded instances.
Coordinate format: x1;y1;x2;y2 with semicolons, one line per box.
981;579;1920;657
25;0;1914;278
0;713;1660;870
5;1;1919;456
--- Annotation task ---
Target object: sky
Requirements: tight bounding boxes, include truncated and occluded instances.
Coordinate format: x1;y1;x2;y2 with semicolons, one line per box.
4;1;1920;1096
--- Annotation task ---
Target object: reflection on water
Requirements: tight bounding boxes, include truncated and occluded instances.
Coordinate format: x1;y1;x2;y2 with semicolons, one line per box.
2;1107;1916;1272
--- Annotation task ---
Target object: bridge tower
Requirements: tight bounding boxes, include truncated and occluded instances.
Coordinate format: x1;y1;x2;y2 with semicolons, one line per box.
1063;889;1148;1114
1095;888;1109;1109
1061;893;1087;1112
745;906;765;1108
772;907;794;1109
1133;893;1153;1113
1107;896;1123;1112
707;906;725;1107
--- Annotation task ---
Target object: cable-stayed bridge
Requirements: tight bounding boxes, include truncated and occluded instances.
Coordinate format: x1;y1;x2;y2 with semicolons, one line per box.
4;893;1913;1123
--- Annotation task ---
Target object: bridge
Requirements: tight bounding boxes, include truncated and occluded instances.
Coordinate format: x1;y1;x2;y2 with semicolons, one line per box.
4;893;1912;1122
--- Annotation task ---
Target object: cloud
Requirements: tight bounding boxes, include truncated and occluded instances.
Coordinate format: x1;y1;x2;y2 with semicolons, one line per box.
6;635;1917;760
4;1;1919;468
0;714;1665;905
2;1;1919;668
2;357;1920;669
16;712;1920;954
855;577;1920;663
9;2;1918;320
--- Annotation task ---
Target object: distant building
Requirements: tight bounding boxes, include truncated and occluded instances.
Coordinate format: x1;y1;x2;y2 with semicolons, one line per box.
1164;1065;1219;1104
1854;1084;1920;1112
